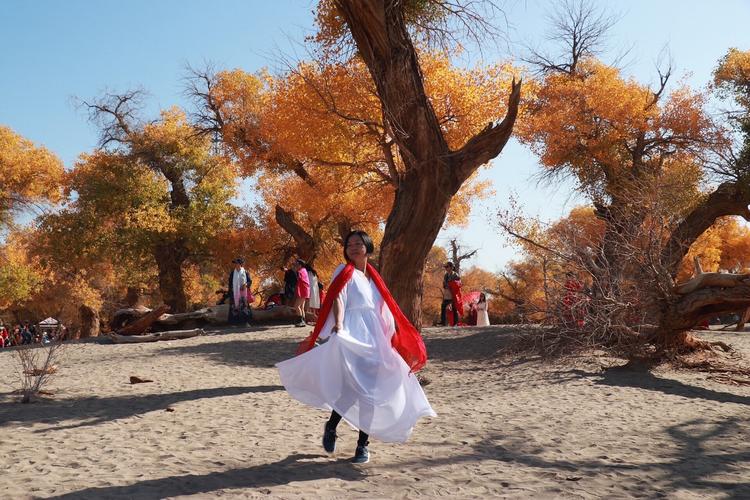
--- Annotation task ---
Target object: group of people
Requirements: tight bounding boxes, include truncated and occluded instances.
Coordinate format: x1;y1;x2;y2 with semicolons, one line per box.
224;256;327;328
0;322;66;348
281;258;325;327
439;261;490;327
225;256;492;329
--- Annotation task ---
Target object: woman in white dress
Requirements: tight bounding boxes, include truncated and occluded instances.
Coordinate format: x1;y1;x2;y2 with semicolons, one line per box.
476;293;490;327
276;230;436;464
307;267;320;312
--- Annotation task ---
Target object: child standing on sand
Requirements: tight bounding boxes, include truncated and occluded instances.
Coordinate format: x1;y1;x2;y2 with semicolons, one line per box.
276;230;435;463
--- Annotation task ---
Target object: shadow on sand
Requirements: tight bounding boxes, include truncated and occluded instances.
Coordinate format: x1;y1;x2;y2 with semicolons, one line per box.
48;453;365;499
552;365;750;406
421;326;524;364
157;337;300;368
0;385;283;431
383;417;750;499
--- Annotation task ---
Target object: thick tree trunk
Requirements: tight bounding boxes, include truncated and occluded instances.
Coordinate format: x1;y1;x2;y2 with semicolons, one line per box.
125;287;142;308
657;280;750;345
662;182;750;277
153;242;188;313
379;174;454;328
650;183;750;346
78;305;100;338
335;0;521;327
592;197;650;294
274;205;318;263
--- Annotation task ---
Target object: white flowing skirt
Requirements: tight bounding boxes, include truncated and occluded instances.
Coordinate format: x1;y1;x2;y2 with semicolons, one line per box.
477;310;490;326
276;307;436;443
308;276;321;309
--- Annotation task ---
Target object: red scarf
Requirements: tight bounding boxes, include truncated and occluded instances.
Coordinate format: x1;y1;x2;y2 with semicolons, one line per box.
296;262;427;373
448;279;464;323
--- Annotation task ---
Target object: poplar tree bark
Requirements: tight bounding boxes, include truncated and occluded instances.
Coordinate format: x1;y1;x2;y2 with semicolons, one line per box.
78;304;100;338
654;183;750;342
334;0;521;327
153;242;189;313
274;205;318;263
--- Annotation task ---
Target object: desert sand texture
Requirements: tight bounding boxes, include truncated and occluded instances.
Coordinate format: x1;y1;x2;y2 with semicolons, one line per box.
1;324;749;499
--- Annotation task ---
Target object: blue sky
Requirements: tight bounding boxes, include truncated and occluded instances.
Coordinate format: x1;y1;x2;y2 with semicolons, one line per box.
2;0;749;271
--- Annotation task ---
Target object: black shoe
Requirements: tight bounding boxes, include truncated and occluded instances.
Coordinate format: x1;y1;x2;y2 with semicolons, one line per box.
351;445;369;464
295;321;306;327
322;422;337;453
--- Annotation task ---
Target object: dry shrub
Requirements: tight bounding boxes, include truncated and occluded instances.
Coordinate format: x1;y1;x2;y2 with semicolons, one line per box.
12;342;65;403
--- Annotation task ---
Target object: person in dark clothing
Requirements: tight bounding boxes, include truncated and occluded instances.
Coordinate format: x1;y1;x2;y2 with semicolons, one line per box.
283;263;298;306
439;262;461;326
21;323;32;344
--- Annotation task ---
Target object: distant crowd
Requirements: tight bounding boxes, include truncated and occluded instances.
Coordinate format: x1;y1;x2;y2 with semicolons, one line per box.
0;322;67;349
227;257;493;328
223;257;325;327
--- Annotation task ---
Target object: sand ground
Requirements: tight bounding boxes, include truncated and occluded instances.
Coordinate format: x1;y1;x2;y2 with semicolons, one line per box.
1;325;749;499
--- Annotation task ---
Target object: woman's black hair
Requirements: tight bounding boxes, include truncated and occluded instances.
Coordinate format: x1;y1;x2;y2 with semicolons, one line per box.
479;293;487;302
343;230;375;261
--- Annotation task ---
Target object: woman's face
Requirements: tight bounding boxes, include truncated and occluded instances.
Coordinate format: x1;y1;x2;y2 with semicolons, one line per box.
345;235;368;261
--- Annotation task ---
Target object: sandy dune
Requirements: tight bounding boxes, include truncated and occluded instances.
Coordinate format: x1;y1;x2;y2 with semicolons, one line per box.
1;325;749;499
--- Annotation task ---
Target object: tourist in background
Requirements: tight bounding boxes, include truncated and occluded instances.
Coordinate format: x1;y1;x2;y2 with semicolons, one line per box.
476;293;490;327
293;259;310;327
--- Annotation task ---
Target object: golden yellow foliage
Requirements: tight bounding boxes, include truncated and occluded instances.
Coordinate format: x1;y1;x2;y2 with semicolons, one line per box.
0;126;64;226
713;48;750;109
517;59;712;207
208;51;518;275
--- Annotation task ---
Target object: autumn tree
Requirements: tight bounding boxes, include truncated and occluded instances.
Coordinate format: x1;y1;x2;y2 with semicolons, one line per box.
283;0;521;327
0;227;113;337
39;98;240;313
493;259;548;323
189;47;507;294
0;233;44;317
0;126;64;228
509;1;750;353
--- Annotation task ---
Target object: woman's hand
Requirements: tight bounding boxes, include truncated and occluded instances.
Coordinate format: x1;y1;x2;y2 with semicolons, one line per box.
331;324;342;335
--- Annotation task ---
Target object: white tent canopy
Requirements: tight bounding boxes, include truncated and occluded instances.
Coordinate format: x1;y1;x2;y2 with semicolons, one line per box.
38;317;59;327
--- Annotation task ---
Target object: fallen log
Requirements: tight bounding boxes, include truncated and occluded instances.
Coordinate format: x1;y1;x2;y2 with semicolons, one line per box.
155;304;307;328
736;307;750;331
110;305;153;330
158;305;229;326
252;305;305;322
110;328;204;344
116;305;170;335
674;257;750;295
